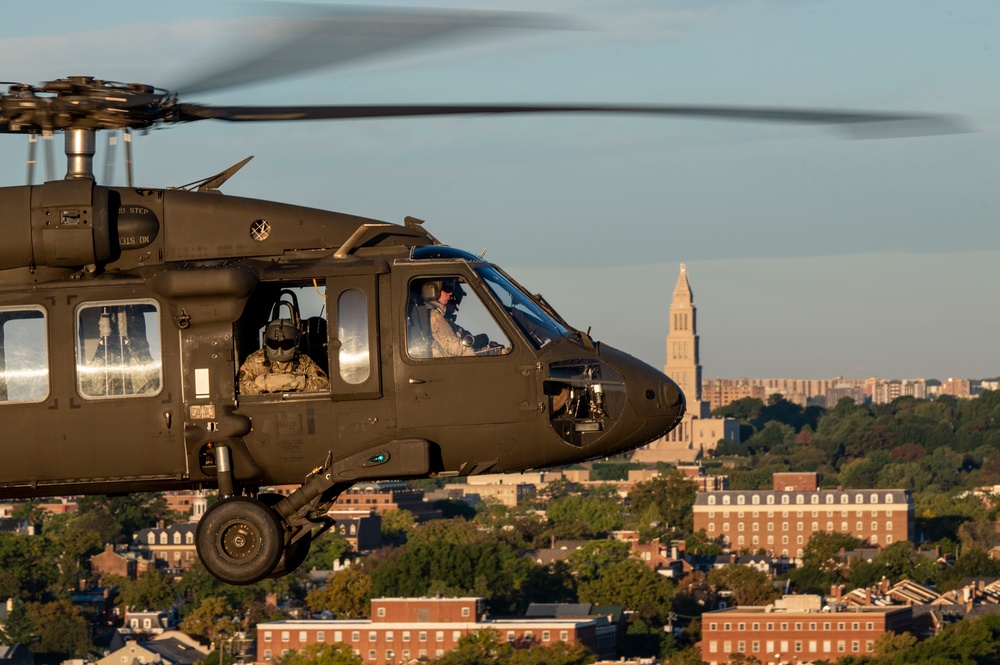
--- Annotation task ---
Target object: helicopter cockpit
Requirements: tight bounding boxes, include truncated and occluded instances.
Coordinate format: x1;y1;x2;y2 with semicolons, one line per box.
399;246;633;450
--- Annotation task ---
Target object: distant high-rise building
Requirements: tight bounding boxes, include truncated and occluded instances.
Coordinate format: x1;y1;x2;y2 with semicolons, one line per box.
633;265;739;464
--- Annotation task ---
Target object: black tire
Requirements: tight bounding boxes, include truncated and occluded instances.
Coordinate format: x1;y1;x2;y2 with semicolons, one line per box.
270;532;312;578
258;492;312;577
196;497;284;585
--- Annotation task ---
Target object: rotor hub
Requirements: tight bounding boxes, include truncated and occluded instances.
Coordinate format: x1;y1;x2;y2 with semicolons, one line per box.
1;77;174;133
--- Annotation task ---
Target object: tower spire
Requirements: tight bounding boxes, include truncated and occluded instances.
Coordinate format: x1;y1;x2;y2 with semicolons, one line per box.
664;263;701;403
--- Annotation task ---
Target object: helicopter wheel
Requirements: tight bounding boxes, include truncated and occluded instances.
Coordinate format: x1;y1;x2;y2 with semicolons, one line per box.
196;496;283;585
258;492;313;578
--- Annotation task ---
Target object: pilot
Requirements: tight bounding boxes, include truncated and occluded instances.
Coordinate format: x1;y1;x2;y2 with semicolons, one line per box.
239;317;330;394
425;280;477;358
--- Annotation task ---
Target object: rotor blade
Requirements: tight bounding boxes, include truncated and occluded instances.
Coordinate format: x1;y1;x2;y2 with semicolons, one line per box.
172;4;563;96
176;102;968;139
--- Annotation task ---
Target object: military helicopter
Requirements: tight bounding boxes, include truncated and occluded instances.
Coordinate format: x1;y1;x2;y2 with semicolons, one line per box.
0;8;960;585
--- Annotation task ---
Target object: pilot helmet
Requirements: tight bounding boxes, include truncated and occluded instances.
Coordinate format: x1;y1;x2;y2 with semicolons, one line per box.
264;318;301;362
421;279;456;302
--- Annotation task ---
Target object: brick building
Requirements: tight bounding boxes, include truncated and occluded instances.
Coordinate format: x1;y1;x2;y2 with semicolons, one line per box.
701;595;912;665
325;482;442;522
692;474;913;560
256;597;603;664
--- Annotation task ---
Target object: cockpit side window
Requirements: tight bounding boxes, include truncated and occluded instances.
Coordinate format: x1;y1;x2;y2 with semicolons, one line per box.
406;276;511;359
75;299;162;399
0;306;49;404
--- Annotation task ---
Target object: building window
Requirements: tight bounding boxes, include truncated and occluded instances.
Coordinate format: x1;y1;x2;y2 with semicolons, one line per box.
737;495;745;505
871;494;879;504
334;632;342;642
811;495;819;504
796;495;804;505
299;632;307;642
281;632;289;643
436;632;444;643
263;650;271;660
369;632;377;642
752;495;760;505
709;496;716;505
782;495;789;505
368;651;376;661
542;631;550;642
723;495;731;505
377;607;386;618
856;494;863;504
352;632;360;642
386;632;393;642
853;641;860;652
841;495;848;504
560;631;568;641
767;495;775;505
385;650;393;661
826;495;834;504
887;494;894;503
402;632;410;642
418;632;426;643
462;607;471;617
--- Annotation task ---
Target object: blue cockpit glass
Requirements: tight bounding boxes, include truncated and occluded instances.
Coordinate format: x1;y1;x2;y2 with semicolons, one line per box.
474;266;568;349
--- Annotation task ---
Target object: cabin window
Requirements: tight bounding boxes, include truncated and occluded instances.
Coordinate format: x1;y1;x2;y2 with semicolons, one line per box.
337;289;370;384
75;300;162;399
0;306;49;404
406;276;511;359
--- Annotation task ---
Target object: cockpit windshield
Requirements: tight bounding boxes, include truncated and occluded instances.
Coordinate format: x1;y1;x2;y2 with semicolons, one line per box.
475;266;568;349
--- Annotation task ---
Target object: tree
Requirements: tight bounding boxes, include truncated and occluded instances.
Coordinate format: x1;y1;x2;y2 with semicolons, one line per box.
577;558;674;626
380;509;416;544
112;568;177;611
278;642;362;665
76;493;172;542
707;566;779;607
25;599;92;657
301;531;351;571
545;485;625;539
305;567;372;619
629;470;698;538
0;599;34;646
180;596;241;645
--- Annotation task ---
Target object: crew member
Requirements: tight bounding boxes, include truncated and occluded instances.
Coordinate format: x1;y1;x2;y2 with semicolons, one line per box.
426;281;477;358
239;317;329;394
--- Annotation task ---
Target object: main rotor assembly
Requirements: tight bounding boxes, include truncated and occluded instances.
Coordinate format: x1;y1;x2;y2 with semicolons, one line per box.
0;6;965;183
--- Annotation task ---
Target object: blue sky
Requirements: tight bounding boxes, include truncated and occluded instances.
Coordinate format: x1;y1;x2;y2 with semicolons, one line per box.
2;1;998;380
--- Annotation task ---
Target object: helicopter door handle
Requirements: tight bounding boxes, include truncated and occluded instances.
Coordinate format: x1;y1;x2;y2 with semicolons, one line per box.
408;378;426;385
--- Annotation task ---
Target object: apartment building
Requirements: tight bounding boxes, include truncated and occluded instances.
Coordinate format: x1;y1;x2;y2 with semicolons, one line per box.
256;597;604;664
692;474;913;560
701;595;913;665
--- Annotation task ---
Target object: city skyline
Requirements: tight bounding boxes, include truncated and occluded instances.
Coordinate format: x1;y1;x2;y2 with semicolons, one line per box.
2;1;997;379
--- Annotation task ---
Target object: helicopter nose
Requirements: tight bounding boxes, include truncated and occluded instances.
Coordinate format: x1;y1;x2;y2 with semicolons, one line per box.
600;346;686;455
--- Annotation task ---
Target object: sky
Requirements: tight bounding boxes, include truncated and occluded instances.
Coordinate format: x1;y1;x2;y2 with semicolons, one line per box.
2;0;998;381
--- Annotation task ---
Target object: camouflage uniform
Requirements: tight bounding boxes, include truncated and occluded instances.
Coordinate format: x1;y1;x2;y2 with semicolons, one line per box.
427;301;475;358
238;349;330;395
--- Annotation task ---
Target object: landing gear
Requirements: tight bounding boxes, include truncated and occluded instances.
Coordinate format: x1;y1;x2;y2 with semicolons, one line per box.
195;496;284;585
259;492;313;578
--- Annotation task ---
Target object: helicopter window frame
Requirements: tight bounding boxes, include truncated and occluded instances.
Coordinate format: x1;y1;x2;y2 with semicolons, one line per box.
0;305;50;405
404;273;513;362
328;274;381;401
74;298;164;401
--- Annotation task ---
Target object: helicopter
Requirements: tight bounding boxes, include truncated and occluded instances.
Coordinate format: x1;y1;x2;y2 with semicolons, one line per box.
0;8;961;585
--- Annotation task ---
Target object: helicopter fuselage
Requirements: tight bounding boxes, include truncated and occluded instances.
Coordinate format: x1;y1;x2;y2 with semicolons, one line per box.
0;180;684;502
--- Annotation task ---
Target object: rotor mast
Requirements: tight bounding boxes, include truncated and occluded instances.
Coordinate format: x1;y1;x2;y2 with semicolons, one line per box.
65;128;96;180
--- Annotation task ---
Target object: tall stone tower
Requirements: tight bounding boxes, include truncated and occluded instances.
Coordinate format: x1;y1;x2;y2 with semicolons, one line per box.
665;263;702;407
632;264;739;464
